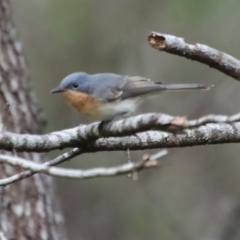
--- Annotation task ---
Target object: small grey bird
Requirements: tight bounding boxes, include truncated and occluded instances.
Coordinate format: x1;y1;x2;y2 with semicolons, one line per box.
51;72;212;121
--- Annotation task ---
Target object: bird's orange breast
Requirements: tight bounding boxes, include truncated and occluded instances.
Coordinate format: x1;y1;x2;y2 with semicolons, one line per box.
62;90;100;118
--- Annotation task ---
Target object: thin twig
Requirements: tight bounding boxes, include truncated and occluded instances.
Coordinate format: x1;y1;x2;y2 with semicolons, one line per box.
0;148;82;186
0;150;167;182
185;112;240;128
147;150;168;160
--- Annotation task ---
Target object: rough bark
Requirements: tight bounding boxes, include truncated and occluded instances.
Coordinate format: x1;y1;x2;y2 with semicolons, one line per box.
0;113;239;152
148;32;240;81
0;0;67;239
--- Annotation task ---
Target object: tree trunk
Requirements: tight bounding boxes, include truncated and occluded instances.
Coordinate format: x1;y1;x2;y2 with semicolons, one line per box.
0;0;67;239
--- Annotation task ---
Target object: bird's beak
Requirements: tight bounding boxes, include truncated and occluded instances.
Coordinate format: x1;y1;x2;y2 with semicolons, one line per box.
51;86;64;93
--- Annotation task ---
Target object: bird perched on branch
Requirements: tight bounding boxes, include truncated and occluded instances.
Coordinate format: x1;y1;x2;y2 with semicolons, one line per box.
51;72;212;121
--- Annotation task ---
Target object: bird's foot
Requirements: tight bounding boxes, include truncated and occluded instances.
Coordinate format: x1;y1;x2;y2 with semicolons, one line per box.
98;112;128;132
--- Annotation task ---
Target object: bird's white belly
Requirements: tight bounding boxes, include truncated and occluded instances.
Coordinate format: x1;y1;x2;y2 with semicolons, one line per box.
94;98;140;120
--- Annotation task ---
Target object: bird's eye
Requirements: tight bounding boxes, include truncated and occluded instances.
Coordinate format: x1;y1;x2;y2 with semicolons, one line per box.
72;83;79;89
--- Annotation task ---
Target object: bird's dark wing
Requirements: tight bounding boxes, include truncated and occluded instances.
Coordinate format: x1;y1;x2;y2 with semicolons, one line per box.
90;73;212;102
90;74;162;102
120;76;162;100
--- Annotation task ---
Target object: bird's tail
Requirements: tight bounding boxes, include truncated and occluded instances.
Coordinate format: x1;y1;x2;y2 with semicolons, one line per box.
158;83;213;91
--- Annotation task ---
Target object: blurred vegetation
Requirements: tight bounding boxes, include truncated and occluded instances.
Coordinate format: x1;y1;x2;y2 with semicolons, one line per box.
12;0;240;239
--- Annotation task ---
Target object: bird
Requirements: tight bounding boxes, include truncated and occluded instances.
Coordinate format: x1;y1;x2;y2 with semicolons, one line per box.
51;72;212;121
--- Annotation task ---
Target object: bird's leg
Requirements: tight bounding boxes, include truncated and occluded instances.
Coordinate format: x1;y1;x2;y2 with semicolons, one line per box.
98;120;109;131
99;112;128;132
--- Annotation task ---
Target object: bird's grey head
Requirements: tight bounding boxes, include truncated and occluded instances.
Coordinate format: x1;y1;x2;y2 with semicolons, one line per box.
51;72;89;93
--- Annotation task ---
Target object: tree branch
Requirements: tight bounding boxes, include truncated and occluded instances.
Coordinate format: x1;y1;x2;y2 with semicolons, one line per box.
148;32;240;80
0;112;240;152
0;148;83;186
0;150;167;183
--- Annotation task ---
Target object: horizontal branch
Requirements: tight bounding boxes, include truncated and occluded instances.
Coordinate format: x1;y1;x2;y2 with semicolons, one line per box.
148;32;240;80
0;150;167;182
0;112;240;152
90;122;240;151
